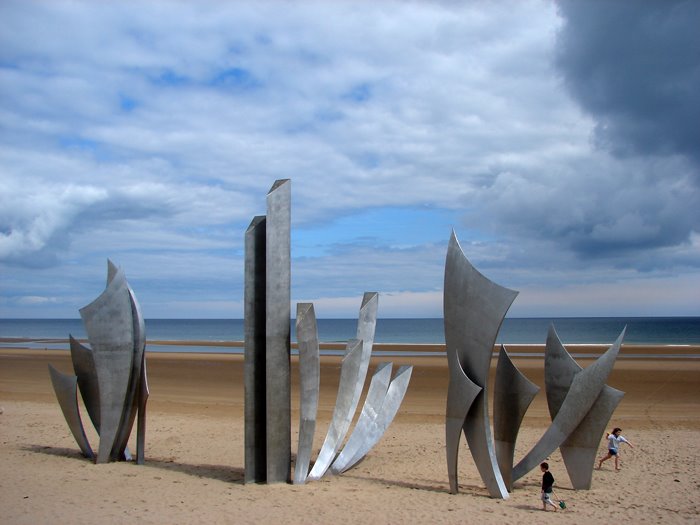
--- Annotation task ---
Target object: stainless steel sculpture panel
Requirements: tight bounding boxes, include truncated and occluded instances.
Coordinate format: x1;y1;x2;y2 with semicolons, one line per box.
136;353;149;465
356;292;379;364
244;215;267;483
511;326;625;483
330;362;393;474
493;345;539;490
444;231;515;499
48;364;94;459
49;260;148;464
561;385;624;489
113;286;146;460
79;265;135;463
293;303;321;484
265;179;292;483
334;364;413;473
446;347;483;495
69;335;101;432
308;292;378;480
307;338;364;480
544;325;624;489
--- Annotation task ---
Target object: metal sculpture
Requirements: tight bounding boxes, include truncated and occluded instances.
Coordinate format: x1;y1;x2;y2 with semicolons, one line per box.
288;292;413;481
493;345;540;490
307;339;364;480
445;343;482;495
307;292;378;480
293;303;320;484
244;215;267;483
511;325;625;483
444;231;515;499
542;325;625;489
244;179;292;484
48;364;95;459
266;179;292;483
48;260;148;464
80;262;135;463
243;181;413;485
136;354;149;465
330;362;393;473
69;336;101;432
332;364;413;473
112;281;147;461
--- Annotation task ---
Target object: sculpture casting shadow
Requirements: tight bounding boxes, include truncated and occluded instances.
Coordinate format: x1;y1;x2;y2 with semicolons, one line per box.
444;230;626;497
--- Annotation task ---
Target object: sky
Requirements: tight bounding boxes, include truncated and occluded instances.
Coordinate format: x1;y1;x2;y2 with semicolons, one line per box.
1;0;699;319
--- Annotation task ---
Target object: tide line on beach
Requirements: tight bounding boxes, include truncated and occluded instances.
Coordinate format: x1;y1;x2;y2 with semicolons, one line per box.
2;337;700;359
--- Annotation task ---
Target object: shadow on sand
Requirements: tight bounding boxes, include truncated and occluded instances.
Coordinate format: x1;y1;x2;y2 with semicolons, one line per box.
339;471;495;497
23;444;245;484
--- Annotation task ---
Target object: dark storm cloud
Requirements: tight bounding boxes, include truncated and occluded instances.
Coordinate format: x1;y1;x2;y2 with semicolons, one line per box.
468;153;700;266
555;0;700;164
485;0;700;265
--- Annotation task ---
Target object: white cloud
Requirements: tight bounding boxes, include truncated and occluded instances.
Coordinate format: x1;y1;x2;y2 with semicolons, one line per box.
16;295;59;306
0;180;107;260
0;1;698;318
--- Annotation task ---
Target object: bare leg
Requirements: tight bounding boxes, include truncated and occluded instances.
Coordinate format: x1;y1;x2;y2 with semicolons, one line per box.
542;494;557;511
598;452;612;469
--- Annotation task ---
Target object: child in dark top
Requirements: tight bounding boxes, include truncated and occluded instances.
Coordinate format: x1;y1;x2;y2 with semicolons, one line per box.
540;462;558;511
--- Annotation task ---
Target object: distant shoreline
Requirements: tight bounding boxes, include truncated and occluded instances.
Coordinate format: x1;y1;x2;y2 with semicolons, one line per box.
2;338;700;359
3;317;699;345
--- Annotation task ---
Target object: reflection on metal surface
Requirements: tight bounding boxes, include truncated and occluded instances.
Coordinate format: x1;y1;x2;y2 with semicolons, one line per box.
48;364;94;459
493;345;539;490
335;365;413;473
307;338;364;480
330;362;393;474
308;293;378;480
444;231;515;499
512;326;625;483
293;303;320;484
356;292;379;368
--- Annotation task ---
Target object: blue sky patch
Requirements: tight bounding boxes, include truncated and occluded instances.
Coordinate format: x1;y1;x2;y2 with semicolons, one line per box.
211;67;262;90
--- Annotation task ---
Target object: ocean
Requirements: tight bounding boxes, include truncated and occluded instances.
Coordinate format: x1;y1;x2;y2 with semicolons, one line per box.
1;317;699;352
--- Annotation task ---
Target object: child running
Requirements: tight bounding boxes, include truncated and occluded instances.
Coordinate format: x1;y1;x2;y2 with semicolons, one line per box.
598;427;634;471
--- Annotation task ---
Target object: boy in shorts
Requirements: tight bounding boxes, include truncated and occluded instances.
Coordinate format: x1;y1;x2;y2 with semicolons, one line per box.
540;462;558;511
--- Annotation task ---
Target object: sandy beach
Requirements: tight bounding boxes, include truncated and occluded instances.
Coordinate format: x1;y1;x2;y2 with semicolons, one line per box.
1;344;699;524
